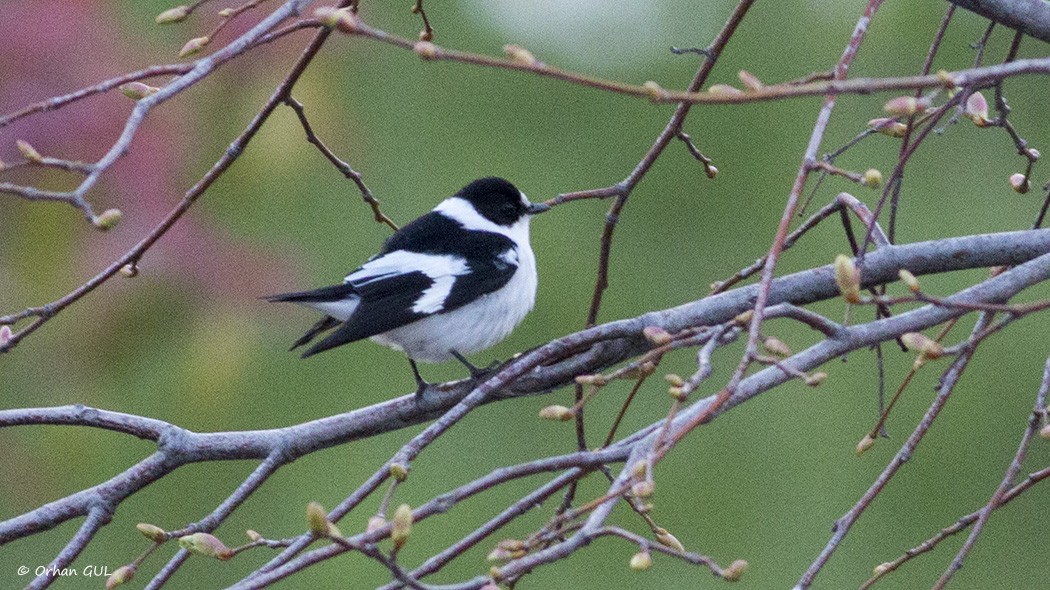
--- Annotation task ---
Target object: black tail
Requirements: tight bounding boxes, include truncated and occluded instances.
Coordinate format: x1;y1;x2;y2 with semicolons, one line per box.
290;316;341;353
263;283;356;304
265;283;358;356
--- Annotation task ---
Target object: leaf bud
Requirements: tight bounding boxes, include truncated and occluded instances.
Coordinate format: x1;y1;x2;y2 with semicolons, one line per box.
246;529;263;542
16;139;42;162
1009;173;1030;194
734;309;754;325
503;44;537;67
155;5;190;24
389;462;409;482
898;269;920;293
136;522;166;543
762;336;791;358
0;325;12;347
873;562;892;575
630;550;653;570
315;7;360;33
93;208;123;231
737;70;764;91
664;374;685;387
642;325;672;346
497;538;526;552
900;332;944;359
391;504;413;550
867;118;907;138
105;565;136;589
707;83;742;96
179;36;209;58
487;547;514;562
883;96;926;117
1040;423;1050;440
856;434;875;457
178;532;233;560
419;29;433;42
964;91;990;127
538;405;575;421
306;502;330;537
723;559;748;582
120;263;138;278
119;82;160;100
804;372;827;387
631;480;655;498
631;459;648;479
366;515;386;533
642;81;668;102
862;168;882;189
414;41;438;59
653;527;685;552
574;373;607;386
705;164;719;179
834;254;862;304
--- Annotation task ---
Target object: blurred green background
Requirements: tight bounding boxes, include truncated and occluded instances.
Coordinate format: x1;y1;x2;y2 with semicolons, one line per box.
2;0;1049;588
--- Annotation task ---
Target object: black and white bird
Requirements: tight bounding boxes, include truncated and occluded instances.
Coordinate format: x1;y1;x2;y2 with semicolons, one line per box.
267;177;549;395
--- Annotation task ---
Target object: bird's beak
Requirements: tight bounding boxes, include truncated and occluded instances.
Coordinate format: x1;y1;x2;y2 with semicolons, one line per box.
526;202;551;215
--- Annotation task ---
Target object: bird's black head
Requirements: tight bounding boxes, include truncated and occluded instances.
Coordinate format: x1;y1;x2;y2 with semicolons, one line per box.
455;177;549;226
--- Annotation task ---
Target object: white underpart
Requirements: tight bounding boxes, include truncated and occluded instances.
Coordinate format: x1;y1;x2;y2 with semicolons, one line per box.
303;297;360;322
371;194;541;363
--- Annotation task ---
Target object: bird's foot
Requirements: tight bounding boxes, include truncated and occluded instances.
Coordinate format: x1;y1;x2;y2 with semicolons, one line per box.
450;350;500;381
409;359;430;401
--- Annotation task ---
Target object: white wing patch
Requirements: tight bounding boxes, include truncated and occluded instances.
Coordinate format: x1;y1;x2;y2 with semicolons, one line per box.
498;248;518;267
345;250;469;315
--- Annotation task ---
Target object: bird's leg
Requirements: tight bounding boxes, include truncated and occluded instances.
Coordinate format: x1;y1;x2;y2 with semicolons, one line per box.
409;358;429;399
450;350;499;380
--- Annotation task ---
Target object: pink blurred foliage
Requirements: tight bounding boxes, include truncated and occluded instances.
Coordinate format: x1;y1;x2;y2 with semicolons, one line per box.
1;0;303;312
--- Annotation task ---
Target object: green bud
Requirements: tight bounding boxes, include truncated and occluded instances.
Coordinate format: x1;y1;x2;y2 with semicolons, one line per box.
391;504;413;550
389;462;410;482
105;565;136;589
136;522;166;543
642;326;672;346
863;168;882;189
653;527;684;552
16;139;42;162
538;405;574;421
723;559;748;582
856;434;875;457
629;550;652;570
119;82;159;100
178;532;233;560
306;502;330;537
179;36;209;58
834;254;862;304
93;208;123;231
155;5;190;24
